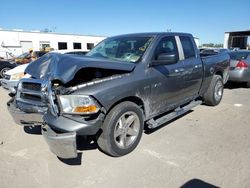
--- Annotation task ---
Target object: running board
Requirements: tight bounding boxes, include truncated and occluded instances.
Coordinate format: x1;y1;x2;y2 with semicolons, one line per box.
146;100;202;129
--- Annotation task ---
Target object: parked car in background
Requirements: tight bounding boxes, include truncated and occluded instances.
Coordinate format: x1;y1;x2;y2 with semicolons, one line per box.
14;52;31;64
0;50;48;79
228;50;250;87
31;51;48;61
15;51;47;64
0;60;16;78
1;50;87;93
0;64;30;93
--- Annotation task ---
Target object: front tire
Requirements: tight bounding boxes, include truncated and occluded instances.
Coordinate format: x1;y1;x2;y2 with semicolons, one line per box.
97;101;144;157
203;75;224;106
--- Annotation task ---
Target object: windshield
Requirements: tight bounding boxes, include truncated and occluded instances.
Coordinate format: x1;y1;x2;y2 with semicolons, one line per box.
87;36;153;63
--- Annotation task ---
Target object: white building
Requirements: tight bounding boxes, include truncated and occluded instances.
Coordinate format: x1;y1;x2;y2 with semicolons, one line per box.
0;29;106;57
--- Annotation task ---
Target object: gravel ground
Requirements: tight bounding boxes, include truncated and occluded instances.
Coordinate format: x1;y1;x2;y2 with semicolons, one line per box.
0;83;250;188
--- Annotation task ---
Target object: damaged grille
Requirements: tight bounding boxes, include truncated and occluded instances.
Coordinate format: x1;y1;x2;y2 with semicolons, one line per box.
22;82;41;91
20;93;42;102
16;79;45;106
16;78;58;116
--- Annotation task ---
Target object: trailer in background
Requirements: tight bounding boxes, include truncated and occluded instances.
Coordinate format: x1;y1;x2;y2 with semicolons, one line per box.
224;30;250;50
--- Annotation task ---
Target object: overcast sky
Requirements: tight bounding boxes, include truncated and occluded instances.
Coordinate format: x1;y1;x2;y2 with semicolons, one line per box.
1;0;249;44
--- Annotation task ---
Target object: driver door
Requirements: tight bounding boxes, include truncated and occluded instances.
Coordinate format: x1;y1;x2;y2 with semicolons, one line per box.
147;36;186;116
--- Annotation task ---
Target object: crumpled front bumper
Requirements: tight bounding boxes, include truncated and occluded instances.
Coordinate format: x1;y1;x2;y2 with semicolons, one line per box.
41;111;104;159
7;98;78;158
7;97;78;159
7;90;104;159
42;124;77;159
7;98;46;126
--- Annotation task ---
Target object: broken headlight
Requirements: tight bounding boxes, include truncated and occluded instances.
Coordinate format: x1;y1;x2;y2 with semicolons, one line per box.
58;95;100;114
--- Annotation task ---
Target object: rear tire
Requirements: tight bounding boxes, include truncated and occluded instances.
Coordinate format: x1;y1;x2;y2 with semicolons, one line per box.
203;75;224;106
97;101;144;157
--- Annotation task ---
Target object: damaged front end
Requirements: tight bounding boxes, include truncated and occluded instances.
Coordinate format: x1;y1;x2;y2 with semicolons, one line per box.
7;53;134;158
8;53;134;127
7;76;107;159
5;77;79;158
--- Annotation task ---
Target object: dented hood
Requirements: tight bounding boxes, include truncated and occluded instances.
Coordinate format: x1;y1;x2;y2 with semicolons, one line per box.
25;53;135;84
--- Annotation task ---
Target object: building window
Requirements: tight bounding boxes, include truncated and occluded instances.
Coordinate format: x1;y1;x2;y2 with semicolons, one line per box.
58;42;67;50
73;42;82;49
87;43;94;50
39;41;50;50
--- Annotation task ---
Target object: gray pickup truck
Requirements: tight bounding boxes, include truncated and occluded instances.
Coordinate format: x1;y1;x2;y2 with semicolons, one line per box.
8;32;230;159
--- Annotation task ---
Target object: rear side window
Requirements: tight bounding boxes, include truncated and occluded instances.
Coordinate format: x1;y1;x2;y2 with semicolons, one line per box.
180;36;196;59
229;52;250;60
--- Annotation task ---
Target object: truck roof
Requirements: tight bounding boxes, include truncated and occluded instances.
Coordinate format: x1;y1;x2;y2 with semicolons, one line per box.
111;32;193;38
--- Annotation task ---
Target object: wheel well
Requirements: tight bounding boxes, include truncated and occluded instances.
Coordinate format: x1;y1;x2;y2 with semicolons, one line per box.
215;71;223;78
107;96;145;116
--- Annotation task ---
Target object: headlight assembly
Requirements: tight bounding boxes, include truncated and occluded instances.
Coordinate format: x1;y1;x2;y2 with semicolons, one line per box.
59;95;100;114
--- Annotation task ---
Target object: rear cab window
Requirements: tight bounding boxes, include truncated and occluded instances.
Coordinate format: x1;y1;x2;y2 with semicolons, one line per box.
180;36;196;59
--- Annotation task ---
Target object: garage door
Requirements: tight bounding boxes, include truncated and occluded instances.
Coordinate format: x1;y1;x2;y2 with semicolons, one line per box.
20;41;33;53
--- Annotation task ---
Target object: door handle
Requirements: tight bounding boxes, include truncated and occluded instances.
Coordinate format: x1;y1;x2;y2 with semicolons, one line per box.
174;68;185;73
194;65;201;69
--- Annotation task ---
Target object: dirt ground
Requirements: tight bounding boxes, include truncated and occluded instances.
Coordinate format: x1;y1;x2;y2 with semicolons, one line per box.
0;83;250;188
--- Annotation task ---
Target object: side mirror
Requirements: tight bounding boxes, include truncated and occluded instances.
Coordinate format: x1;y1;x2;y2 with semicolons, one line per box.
151;53;177;66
